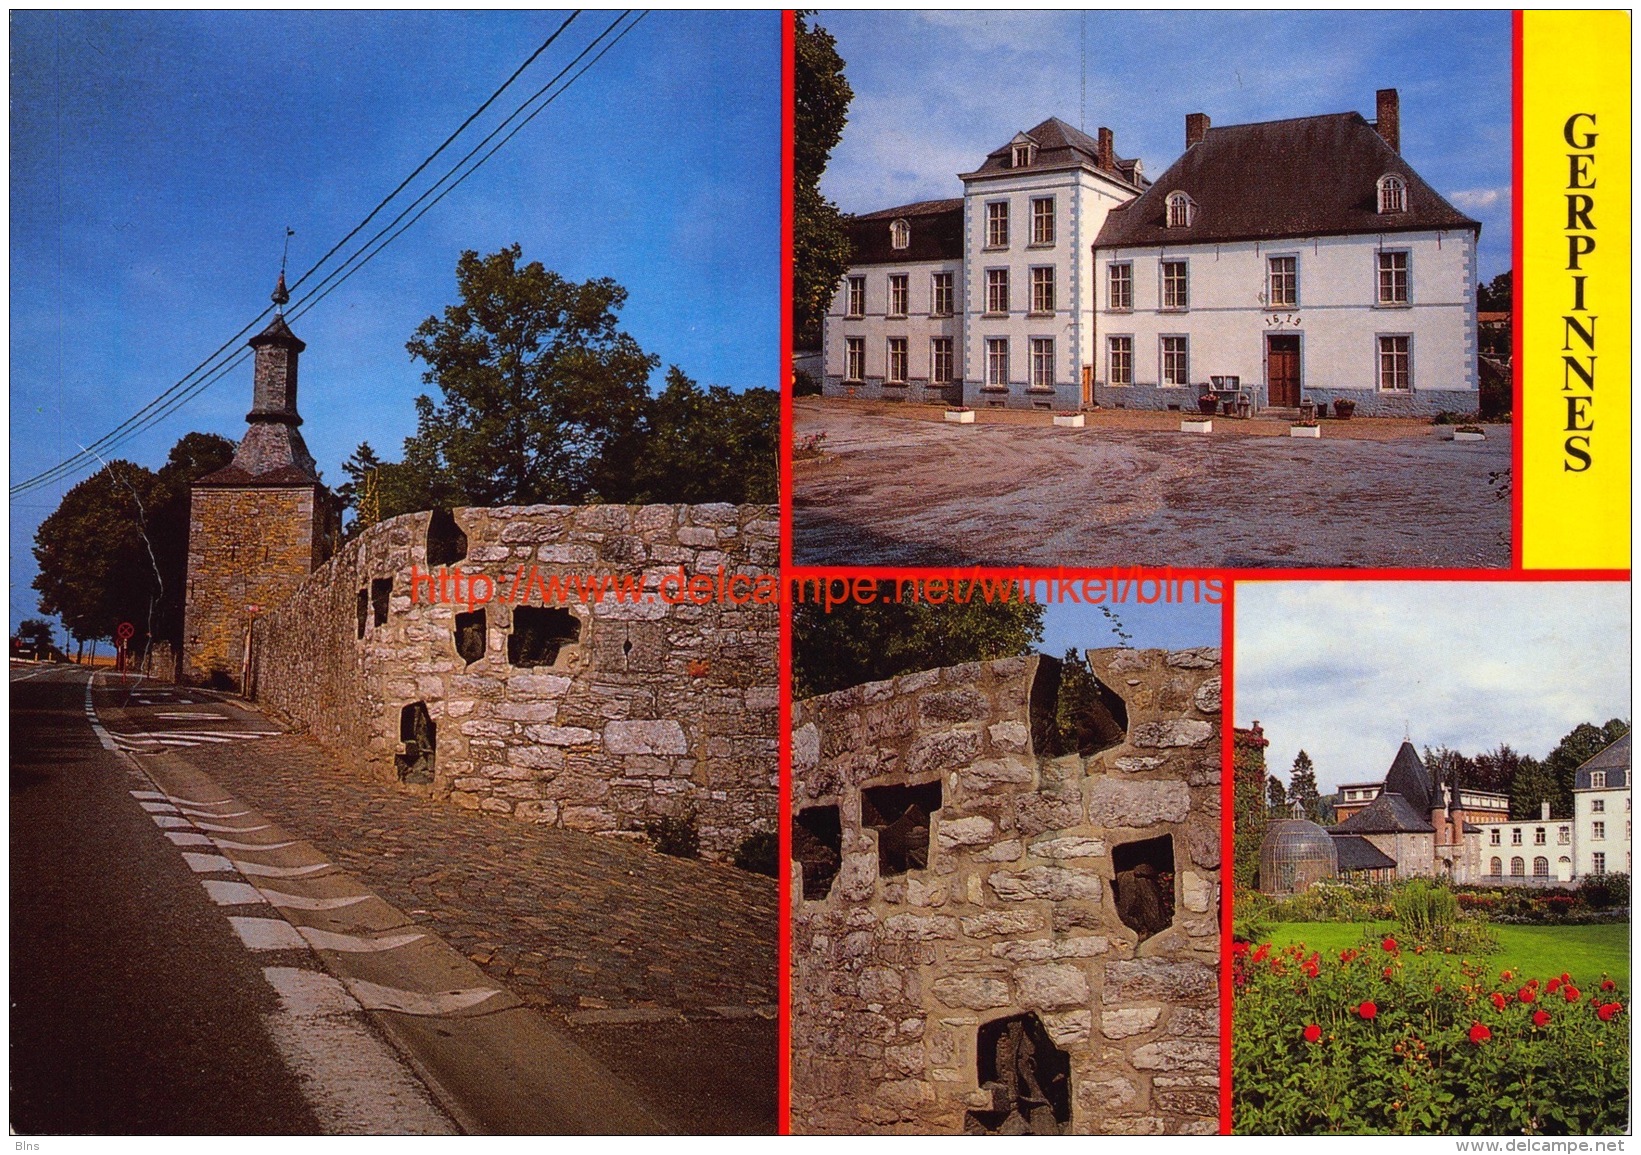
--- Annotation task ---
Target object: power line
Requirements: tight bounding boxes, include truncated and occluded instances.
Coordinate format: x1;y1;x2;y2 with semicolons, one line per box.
12;12;594;499
14;12;645;496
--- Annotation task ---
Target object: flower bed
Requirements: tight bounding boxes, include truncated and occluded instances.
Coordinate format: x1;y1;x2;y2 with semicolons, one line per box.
1233;936;1630;1134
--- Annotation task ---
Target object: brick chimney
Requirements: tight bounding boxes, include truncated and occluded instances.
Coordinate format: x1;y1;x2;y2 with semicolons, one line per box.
1185;112;1210;149
1375;88;1400;153
1096;126;1114;170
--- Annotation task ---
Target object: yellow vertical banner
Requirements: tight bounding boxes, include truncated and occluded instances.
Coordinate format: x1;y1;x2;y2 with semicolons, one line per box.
1521;10;1631;569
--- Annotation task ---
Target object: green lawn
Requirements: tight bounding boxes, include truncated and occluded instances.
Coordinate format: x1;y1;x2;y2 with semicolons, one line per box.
1264;921;1631;987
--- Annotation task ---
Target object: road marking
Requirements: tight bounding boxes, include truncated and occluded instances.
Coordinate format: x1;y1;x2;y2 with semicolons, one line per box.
190;820;274;833
344;978;502;1017
183;852;237;873
234;861;333;878
258;968;455;1134
202;880;266;906
211;837;301;851
130;790;168;801
178;807;254;819
139;802;181;813
229;916;307;950
165;832;215;847
298;927;425;953
155;712;233;720
84;675;121;753
258;889;373;912
152;815;195;828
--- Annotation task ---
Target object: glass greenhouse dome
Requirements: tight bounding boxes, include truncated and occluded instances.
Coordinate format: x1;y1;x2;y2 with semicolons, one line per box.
1259;818;1338;895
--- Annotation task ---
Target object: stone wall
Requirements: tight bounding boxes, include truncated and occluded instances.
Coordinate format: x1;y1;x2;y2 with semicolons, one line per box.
248;503;779;861
789;649;1222;1135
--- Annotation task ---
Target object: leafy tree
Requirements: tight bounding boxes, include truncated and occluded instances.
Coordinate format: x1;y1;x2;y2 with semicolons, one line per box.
1509;753;1559;820
1288;750;1320;822
1232;724;1270;890
792;593;1043;698
1477;270;1512;312
403;244;658;506
1540;720;1631;816
792;12;854;351
597;367;778;504
1470;743;1523;796
1267;776;1289;816
12;618;57;659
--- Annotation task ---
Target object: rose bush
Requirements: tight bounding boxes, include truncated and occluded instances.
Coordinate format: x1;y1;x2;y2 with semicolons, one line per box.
1233;936;1629;1134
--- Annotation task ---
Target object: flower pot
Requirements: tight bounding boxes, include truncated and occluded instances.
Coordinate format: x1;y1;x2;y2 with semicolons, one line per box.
1052;413;1085;428
1333;399;1357;419
1453;429;1485;442
1180;418;1213;434
944;409;975;424
1197;396;1220;416
1290;424;1321;438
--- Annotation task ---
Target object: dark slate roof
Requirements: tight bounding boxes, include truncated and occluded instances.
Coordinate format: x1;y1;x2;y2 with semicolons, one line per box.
1575;731;1631;790
1330;833;1399;872
846;199;964;265
196;423;322;488
966;117;1146;188
1332;791;1434;834
248;313;306;351
1383;741;1433;816
1094;111;1480;249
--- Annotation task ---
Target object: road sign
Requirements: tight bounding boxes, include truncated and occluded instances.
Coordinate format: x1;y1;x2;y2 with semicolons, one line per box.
115;622;134;642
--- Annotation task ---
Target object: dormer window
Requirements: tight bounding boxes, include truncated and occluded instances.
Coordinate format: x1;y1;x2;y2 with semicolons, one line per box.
890;218;910;250
1166;191;1196;228
1012;142;1035;168
1378;174;1407;214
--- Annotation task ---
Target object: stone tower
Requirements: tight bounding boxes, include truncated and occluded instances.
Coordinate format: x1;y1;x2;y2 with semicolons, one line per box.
181;277;337;687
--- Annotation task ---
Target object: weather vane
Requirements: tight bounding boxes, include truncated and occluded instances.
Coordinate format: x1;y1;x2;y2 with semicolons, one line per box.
272;226;295;313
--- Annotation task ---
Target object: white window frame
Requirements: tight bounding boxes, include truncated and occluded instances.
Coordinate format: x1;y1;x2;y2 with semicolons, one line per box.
1029;337;1055;390
1377;334;1412;393
844;337;865;382
1012;143;1034;168
1030;266;1055;315
1030;196;1055;246
930;272;954;317
1510;856;1525;876
887;273;908;318
1107;336;1133;387
886;337;908;385
846;276;866;318
1535;827;1547;845
930;337;953;385
985;338;1009;388
986;268;1009;315
1107;262;1132;311
1267;255;1298;308
890;218;910;249
1376;250;1410;306
1490;829;1501;845
1511;829;1522;845
1593;851;1607;874
1594;799;1606;812
1160;335;1189;387
1166;191;1194;228
1378;174;1407;214
1592;771;1607;788
1533;857;1550;878
1594;820;1606;840
986;201;1010;248
1161;260;1189;311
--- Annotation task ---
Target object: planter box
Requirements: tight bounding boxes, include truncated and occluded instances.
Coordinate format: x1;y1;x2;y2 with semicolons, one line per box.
1453;430;1486;442
1290;424;1321;438
944;410;975;424
1053;413;1085;428
1180;419;1213;434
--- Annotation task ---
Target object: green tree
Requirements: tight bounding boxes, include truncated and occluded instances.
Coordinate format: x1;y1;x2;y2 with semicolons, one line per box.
1267;776;1289;815
404;244;658;506
1288;750;1320;822
12;618;57;658
792;13;854;351
1470;743;1522;796
792;593;1043;698
598;367;778;504
1540;720;1631;817
1477;270;1512;312
1509;753;1559;820
1233;723;1271;890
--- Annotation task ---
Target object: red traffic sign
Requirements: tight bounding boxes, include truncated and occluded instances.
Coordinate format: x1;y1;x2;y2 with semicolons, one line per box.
115;622;135;642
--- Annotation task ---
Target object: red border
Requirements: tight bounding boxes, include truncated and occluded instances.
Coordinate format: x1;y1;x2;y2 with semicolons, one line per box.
777;7;796;1136
1218;581;1236;1134
1511;8;1525;567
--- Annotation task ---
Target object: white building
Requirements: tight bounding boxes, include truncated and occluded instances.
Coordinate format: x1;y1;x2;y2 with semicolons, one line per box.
823;89;1482;417
1474;806;1576;884
1573;731;1631;878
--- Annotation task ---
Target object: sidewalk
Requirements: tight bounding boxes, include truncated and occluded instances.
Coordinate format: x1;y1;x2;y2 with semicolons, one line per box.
176;718;778;1134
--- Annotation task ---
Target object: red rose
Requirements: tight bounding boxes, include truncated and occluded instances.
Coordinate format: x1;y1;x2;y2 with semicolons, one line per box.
1528;978;1540;988
1382;937;1398;952
1383;967;1394;979
1358;1001;1378;1020
1232;941;1249;957
1598;1002;1622;1021
1468;1022;1492;1044
1601;979;1616;992
1518;986;1536;1003
1491;992;1507;1010
1565;986;1582;1002
1500;970;1514;981
1561;972;1572;983
1302;961;1320;978
1547;978;1562;993
1303;1023;1322;1044
1533;1009;1551;1027
1252;944;1270;963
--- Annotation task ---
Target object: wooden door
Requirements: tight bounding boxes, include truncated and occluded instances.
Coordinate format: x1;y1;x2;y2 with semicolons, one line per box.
1267;336;1301;407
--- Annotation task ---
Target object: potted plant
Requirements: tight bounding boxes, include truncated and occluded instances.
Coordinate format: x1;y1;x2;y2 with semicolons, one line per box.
1197;393;1220;416
1053;410;1085;428
1333;398;1357;419
944;406;975;424
1290;420;1321;438
1453;424;1485;442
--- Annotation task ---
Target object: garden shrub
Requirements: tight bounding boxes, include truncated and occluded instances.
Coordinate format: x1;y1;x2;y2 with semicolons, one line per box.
644;809;700;859
1233;936;1630;1134
1578;872;1631;912
733;830;779;877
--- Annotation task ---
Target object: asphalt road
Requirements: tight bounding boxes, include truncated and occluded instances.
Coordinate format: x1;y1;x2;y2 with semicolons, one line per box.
9;663;322;1134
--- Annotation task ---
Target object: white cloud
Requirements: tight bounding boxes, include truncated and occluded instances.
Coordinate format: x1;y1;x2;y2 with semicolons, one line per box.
1449;186;1510;212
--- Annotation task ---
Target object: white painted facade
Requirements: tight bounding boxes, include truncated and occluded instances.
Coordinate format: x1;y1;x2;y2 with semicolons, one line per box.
1475;811;1576;883
823;255;961;404
1574;781;1631;878
1093;230;1479;415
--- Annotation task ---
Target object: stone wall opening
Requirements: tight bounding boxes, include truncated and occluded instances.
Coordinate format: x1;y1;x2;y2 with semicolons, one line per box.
509;606;580;668
371;577;392;628
1029;655;1128;758
793;804;843;900
861;779;942;876
395;701;436;786
454;610;487;665
1113;833;1176;941
356;588;368;639
426;508;467;567
964;1013;1071;1135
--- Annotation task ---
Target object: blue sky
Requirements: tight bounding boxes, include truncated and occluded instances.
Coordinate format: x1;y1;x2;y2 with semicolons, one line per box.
1236;582;1632;795
1039;586;1222;656
9;10;779;633
816;10;1512;283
